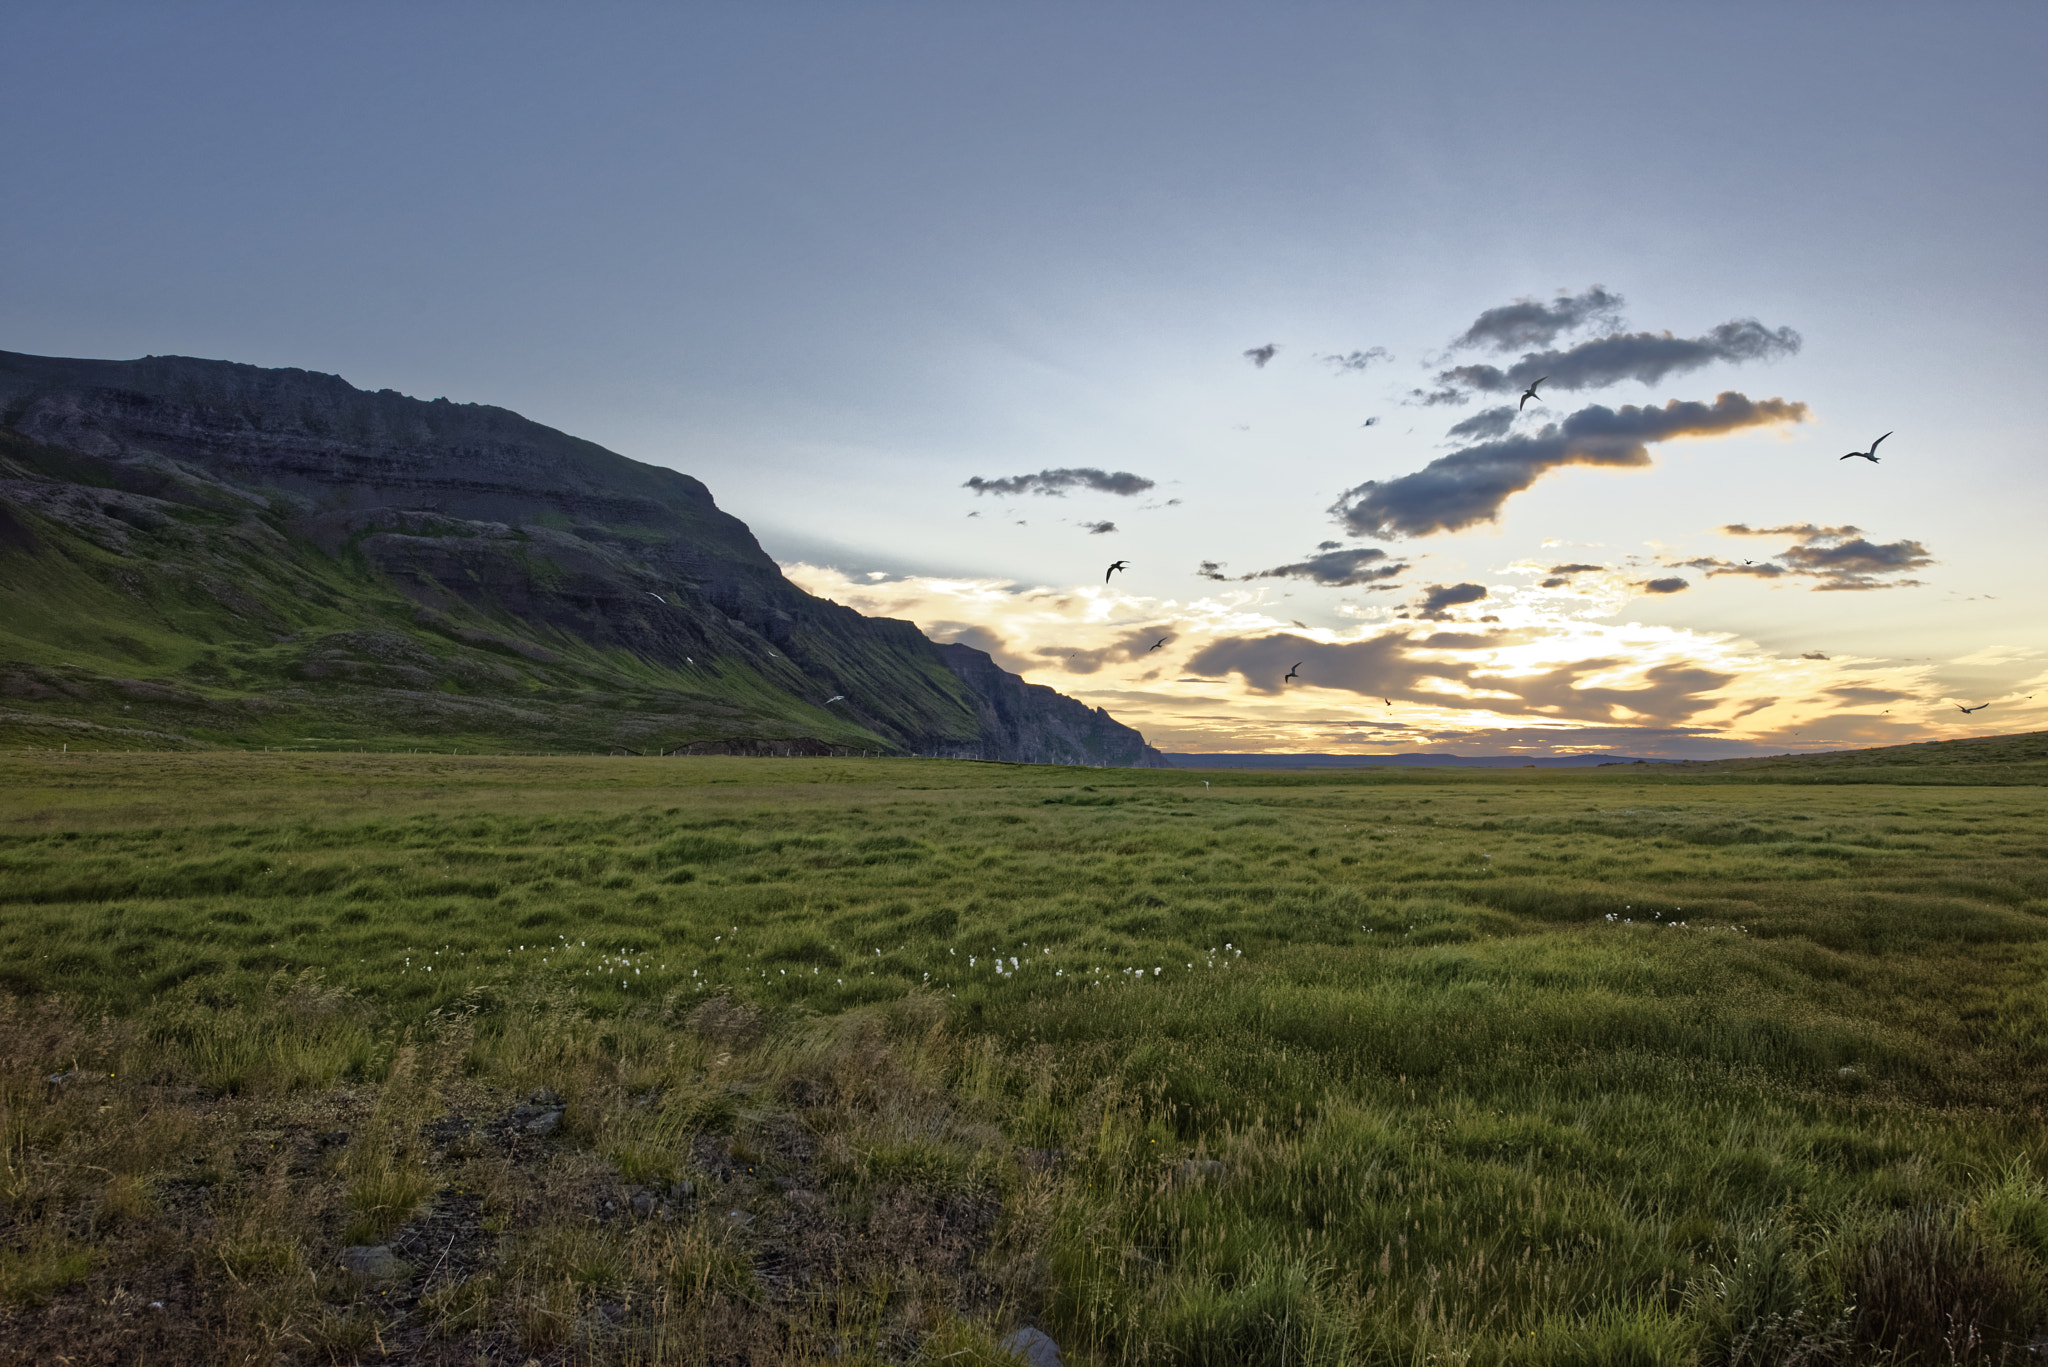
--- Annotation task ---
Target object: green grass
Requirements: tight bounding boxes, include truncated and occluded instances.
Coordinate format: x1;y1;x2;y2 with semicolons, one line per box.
2;751;2046;1362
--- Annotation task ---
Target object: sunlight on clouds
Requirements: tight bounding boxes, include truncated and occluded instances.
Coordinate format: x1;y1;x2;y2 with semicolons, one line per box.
783;562;2044;757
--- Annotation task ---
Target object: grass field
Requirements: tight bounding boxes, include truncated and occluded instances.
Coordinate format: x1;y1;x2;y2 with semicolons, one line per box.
2;746;2046;1365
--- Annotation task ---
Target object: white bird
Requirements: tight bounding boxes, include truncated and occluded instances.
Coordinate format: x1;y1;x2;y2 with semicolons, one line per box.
647;592;666;604
825;695;846;705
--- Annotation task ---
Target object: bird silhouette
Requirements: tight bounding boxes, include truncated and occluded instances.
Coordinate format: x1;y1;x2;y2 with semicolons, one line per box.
1148;637;1169;652
1361;417;1380;427
1518;377;1547;411
1284;662;1302;683
1383;699;1391;707
1105;560;1130;583
1840;432;1891;463
1958;702;1989;714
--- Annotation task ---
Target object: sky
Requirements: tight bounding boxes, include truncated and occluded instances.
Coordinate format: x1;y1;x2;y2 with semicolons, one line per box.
4;2;2045;757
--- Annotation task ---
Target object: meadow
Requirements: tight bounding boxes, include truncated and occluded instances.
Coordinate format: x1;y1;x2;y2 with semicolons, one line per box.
1;747;2045;1365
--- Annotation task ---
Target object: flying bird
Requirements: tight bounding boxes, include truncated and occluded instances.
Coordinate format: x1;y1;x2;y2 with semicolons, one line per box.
825;695;846;705
1147;637;1169;652
1840;432;1892;463
1360;417;1380;427
1518;377;1547;411
1957;702;1989;714
647;592;666;605
1284;662;1302;683
1105;560;1130;583
1290;619;1307;628
1383;699;1391;707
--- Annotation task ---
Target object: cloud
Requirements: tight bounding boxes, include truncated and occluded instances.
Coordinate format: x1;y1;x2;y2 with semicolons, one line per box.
1547;563;1606;575
1680;523;1935;591
1243;547;1408;588
1450;286;1626;353
1445;406;1518;442
1419;317;1801;406
776;559;1993;757
1415;582;1488;619
963;467;1156;498
1802;651;1829;660
1319;347;1392;373
1195;560;1232;581
1244;343;1279;368
1184;629;1732;721
1639;577;1689;594
1332;392;1810;538
1084;521;1118;535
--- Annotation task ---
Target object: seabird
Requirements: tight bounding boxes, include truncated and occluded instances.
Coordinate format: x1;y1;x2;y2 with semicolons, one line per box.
825;695;846;705
1839;432;1891;463
1148;637;1169;652
1284;662;1302;683
1957;702;1989;714
1518;377;1547;411
1105;560;1130;583
647;592;666;605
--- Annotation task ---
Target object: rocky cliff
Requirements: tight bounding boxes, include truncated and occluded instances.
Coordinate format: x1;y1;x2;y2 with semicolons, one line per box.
932;643;1167;767
0;349;1164;763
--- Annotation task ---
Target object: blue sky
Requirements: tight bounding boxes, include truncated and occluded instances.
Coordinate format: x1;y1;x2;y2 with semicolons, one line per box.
6;3;2044;755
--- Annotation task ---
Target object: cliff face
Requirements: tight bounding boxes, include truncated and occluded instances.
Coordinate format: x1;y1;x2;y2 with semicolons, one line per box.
933;643;1168;768
0;350;1161;763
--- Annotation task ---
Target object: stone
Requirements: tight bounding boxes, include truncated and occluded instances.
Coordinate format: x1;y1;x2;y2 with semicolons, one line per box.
1000;1327;1064;1367
630;1191;655;1218
668;1180;696;1201
338;1245;407;1281
525;1109;563;1137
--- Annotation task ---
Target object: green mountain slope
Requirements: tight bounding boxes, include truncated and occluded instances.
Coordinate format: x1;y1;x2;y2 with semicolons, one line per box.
0;351;1161;763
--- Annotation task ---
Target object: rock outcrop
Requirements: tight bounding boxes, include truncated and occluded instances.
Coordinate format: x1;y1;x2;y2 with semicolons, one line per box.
932;644;1167;767
0;349;1161;764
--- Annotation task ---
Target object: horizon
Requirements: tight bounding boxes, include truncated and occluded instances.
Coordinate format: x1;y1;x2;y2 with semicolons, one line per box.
3;4;2043;760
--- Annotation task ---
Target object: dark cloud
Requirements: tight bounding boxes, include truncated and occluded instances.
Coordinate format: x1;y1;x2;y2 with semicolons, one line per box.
1830;685;1912;704
1084;520;1118;535
1184;629;1731;721
1244;343;1279;369
1801;651;1829;660
1640;577;1689;594
1243;547;1407;588
1547;563;1605;575
1681;524;1934;591
1416;582;1488;619
1036;627;1166;674
1444;406;1518;442
963;467;1155;498
1332;392;1809;538
1450;286;1626;353
1319;347;1392;373
1195;560;1232;582
1418;317;1801;406
1316;540;1342;551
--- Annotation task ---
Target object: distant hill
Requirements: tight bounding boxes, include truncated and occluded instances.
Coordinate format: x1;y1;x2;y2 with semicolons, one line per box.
0;349;1164;764
1671;730;2048;781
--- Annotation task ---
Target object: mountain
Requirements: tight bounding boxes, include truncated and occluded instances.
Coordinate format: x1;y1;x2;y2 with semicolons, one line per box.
0;349;1165;765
